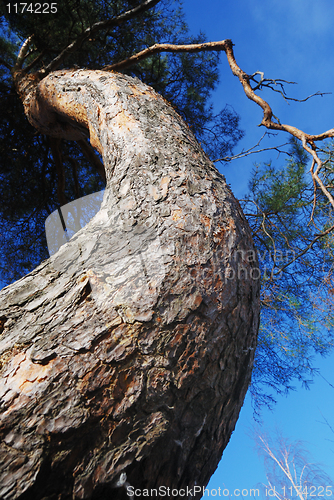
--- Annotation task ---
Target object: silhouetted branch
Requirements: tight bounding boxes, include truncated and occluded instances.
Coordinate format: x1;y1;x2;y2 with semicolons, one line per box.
65;156;80;199
24;49;46;73
0;58;12;70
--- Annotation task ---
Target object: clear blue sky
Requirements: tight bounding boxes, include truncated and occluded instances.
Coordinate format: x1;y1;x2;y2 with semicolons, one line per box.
181;0;334;491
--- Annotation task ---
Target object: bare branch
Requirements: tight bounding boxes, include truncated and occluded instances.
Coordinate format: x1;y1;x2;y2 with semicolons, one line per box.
255;429;334;496
104;38;334;213
219;40;334;211
13;34;334;242
44;0;162;74
282;89;330;103
303;138;334;208
0;58;12;70
310;159;318;223
222;41;334;142
24;49;47;73
102;38;334;148
50;138;67;207
103;40;230;72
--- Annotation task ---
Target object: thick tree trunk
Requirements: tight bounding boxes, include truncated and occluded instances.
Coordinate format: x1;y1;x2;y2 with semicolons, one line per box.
0;70;260;499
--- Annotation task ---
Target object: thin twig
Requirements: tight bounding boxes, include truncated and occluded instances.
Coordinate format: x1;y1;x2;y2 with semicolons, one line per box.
249;73;330;102
24;49;46;73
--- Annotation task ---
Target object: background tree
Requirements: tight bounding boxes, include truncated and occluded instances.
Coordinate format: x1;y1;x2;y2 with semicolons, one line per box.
255;429;334;498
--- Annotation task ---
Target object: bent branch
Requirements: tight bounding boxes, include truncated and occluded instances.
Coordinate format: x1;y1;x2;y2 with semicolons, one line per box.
13;33;334;214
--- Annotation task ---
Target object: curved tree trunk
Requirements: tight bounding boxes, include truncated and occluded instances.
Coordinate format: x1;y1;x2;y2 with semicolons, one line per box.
0;70;260;499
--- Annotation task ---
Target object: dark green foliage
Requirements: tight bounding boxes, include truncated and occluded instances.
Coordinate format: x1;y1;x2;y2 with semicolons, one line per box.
242;139;334;409
0;0;243;287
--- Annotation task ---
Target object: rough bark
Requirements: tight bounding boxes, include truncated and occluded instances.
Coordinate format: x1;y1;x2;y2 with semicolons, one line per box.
0;70;260;499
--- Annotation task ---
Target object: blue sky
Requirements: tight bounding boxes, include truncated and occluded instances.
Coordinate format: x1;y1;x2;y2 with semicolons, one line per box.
181;0;334;491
